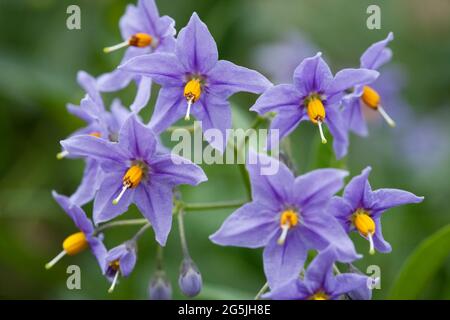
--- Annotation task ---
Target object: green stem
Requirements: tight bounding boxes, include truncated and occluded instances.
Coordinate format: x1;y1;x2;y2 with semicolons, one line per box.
132;223;151;241
177;209;190;257
254;282;269;300
94;218;148;234
183;199;247;211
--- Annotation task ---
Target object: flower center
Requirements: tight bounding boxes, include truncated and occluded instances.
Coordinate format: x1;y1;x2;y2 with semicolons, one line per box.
103;33;153;53
361;86;396;128
309;291;329;300
352;208;376;255
63;231;88;256
277;209;299;245
112;163;147;205
183;78;202;120
108;260;121;293
305;97;327;144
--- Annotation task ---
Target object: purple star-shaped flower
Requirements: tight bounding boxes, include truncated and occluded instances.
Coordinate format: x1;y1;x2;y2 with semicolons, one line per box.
343;32;395;136
120;12;272;151
250;52;379;159
210;151;359;288
46;192;107;271
104;241;137;293
264;247;371;300
328;166;424;254
61;115;207;245
98;0;176;112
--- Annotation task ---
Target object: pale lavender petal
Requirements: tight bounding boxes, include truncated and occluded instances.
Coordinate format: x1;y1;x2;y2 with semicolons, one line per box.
250;84;301;115
209;202;278;248
342;97;368;136
176;12;218;74
266;108;306;150
110;99;131;128
263;231;308;288
70;159;103;206
264;280;311;300
207;60;272;98
327;196;354;232
150;154;207;186
372;219;392;253
120;249;137;277
293;53;333;96
119;53;185;87
88;236;108;273
52;191;94;235
294;168;348;209
130;76;152;113
134;181;173;246
192;95;231;152
329;273;369;299
371;188;424;212
66;103;95;123
148;86;186;133
343;166;372;210
326;68;379;98
360;32;394;70
325;106;349;160
93;172;135;224
77;71;103;107
304;247;336;289
118;115;156;160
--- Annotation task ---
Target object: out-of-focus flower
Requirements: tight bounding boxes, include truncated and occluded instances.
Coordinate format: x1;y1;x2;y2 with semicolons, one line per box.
104;241;137;293
253;31;320;84
120;12;272;151
99;0;176;112
45;192;107;270
61;115;207;245
328;166;424;254
210;151;358;288
178;258;203;297
149;270;172;300
251;53;378;159
264;247;371;300
343;33;396;135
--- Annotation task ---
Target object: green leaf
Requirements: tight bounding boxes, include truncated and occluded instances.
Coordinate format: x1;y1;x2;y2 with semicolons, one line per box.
389;224;450;299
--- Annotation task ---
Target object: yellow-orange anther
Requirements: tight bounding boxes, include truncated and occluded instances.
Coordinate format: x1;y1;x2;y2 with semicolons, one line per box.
307;98;326;124
184;79;202;103
309;291;329;300
352;209;375;237
89;132;101;138
62;232;88;256
123;165;144;188
280;209;299;228
129;33;153;48
361;86;380;110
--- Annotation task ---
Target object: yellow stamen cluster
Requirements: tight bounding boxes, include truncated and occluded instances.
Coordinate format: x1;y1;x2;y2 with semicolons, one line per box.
352;209;375;237
309;291;329;300
128;33;153;48
123;165;144;188
306;97;326;124
361;86;380;110
184;78;202;103
280;209;299;228
62;232;88;256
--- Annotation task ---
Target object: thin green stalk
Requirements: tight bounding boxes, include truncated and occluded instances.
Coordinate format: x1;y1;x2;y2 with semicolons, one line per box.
183;199;247;211
94;218;148;234
254;282;269;300
177;209;190;257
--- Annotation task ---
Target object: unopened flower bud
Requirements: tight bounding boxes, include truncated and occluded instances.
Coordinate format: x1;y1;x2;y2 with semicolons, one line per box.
178;258;202;297
148;270;172;300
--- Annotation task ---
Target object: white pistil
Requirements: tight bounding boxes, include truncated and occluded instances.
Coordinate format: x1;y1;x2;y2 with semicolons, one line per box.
277;223;290;245
317;120;328;144
108;270;120;293
112;184;129;205
56;150;69;160
185;98;193;121
103;41;129;53
45;250;66;270
368;233;375;255
377;105;396;127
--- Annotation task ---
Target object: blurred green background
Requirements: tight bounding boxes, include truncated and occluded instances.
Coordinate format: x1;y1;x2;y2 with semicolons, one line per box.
0;0;449;299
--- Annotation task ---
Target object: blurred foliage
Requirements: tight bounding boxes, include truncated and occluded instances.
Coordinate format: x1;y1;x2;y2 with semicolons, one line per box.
0;0;449;299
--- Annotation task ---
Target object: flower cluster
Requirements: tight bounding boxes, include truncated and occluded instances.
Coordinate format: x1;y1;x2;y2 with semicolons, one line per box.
47;0;423;300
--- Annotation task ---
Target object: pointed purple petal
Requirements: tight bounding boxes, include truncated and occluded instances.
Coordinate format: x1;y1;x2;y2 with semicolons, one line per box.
70;160;103;206
372;218;392;253
360;32;394;70
250;84;301;115
130;76;152;113
77;71;103;107
342;97;368;136
118;115;157;160
343;166;372;210
148;86;186;133
327;68;379;98
266;108;305;150
293;53;333;96
325;106;349;160
52;191;94;235
371;188;424;212
150;154;207;186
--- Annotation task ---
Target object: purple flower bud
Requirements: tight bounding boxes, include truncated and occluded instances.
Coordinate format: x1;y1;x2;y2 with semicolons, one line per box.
148;270;172;300
178;259;202;297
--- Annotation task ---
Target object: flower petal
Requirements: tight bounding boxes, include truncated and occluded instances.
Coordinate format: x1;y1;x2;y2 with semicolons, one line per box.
266;108;306;150
150;154;207;186
130;76;152;113
342;97;368;137
372;219;392;253
70;159;103;207
294;168;348;209
293;52;333;96
250;84;301;115
263;279;311;300
52;191;94;235
360;32;394;70
330;273;369;299
343;166;372;210
207;60;272;98
209;202;278;248
118;114;157;160
304;247;336;289
327;196;354;232
134;181;173;246
176;12;218;74
77;71;103;108
371;188;424;212
325;106;349;160
326;68;379;98
148;86;186;133
88;236;108;273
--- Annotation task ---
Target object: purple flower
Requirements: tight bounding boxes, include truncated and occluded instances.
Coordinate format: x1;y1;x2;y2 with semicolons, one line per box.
104;241;137;293
98;0;176;112
328;166;424;254
45;192;107;271
119;12;272;151
343;32;396;136
210;152;359;288
250;52;378;159
61;115;207;245
263;247;371;300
